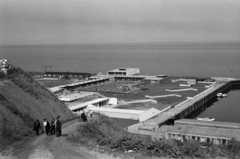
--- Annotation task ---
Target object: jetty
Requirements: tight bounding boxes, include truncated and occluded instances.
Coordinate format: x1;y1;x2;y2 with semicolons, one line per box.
127;77;240;144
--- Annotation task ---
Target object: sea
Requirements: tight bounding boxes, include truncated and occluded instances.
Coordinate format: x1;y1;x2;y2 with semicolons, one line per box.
1;42;240;123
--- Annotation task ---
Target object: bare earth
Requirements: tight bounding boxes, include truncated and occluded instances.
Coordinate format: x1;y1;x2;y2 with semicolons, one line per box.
1;120;125;159
0;119;229;159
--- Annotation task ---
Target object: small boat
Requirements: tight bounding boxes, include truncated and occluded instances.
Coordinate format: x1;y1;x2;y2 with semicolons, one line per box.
217;93;223;97
222;93;227;97
197;117;215;121
217;93;227;98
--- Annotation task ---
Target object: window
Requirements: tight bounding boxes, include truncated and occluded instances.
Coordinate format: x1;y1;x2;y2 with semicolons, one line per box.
197;137;200;141
207;138;210;143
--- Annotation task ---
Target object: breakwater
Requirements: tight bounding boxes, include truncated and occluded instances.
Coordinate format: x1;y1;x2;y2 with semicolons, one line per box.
128;78;240;136
172;80;239;121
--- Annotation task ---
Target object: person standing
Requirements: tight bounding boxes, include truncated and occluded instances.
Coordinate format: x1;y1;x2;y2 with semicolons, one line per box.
89;110;93;118
33;119;40;136
44;119;50;135
41;119;45;134
50;118;55;135
55;116;62;137
81;111;88;122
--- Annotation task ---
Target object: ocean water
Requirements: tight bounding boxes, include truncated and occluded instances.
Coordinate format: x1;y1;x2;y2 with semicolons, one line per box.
1;43;240;78
199;87;240;123
1;43;240;123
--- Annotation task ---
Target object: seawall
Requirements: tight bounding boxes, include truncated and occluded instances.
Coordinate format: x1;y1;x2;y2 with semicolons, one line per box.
127;78;240;136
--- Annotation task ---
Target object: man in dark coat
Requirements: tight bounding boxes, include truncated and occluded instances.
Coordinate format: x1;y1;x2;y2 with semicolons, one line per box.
55;116;62;137
33;119;40;136
41;119;45;134
50;118;55;135
81;111;88;122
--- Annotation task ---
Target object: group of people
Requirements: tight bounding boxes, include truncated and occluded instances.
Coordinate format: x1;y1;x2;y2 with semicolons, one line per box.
33;116;62;137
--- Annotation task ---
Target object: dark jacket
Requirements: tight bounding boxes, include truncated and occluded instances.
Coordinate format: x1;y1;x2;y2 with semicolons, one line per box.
56;119;62;130
33;120;40;130
45;121;50;130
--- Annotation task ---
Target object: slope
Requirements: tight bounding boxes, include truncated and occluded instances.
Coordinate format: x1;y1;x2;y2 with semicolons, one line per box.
0;67;74;150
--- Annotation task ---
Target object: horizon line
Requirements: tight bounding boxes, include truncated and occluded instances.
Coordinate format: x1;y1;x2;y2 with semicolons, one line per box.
0;41;240;47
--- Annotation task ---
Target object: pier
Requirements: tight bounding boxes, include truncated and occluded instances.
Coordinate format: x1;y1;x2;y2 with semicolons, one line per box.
128;78;240;143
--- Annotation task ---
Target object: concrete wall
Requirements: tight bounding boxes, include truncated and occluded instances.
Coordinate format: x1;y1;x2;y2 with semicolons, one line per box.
89;107;144;120
139;108;161;122
99;111;140;120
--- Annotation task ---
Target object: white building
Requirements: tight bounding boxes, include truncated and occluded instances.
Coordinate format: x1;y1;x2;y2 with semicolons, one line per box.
89;107;161;122
107;68;140;76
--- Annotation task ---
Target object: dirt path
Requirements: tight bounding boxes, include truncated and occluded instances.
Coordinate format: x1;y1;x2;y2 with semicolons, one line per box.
9;120;92;159
1;119;122;159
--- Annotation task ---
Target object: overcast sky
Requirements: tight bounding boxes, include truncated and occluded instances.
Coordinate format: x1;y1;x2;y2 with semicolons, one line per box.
0;0;239;45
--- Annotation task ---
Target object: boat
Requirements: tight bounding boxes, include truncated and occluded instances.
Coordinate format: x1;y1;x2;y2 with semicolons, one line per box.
216;93;227;98
217;93;223;97
197;117;215;121
222;93;227;97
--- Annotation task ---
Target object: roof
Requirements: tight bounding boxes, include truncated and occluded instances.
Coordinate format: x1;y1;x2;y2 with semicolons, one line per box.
108;68;139;72
156;75;168;78
44;72;91;75
144;76;163;80
48;86;63;93
89;107;145;114
89;74;112;79
60;77;112;89
113;75;146;78
175;119;240;129
162;124;240;140
58;92;95;102
69;98;109;111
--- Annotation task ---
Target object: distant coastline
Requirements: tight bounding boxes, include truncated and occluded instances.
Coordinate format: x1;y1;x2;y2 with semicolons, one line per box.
1;41;240;48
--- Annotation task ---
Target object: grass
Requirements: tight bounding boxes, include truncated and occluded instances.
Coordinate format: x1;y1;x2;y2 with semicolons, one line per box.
68;114;240;159
0;67;75;150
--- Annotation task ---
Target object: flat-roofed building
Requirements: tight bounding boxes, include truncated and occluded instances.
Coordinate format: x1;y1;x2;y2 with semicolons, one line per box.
62;77;114;90
89;107;161;122
164;119;240;145
142;76;163;84
69;98;110;111
58;92;96;102
107;68;140;76
114;75;145;81
43;72;92;79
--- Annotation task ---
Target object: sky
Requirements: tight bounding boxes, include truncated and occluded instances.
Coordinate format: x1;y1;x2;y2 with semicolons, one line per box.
0;0;239;45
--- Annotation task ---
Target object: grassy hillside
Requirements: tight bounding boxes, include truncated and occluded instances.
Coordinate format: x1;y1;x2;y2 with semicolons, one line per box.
68;114;240;159
0;67;74;150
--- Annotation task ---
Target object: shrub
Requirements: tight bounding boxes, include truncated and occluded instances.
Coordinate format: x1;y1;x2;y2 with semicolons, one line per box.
181;139;206;158
67;114;126;146
68;114;240;159
1;117;13;139
226;138;240;158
